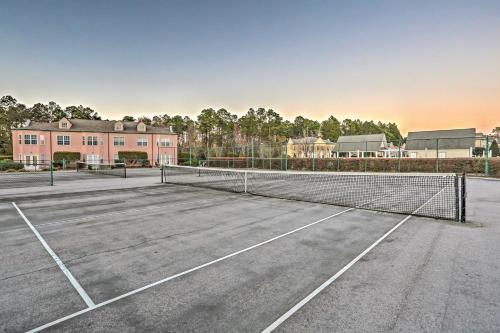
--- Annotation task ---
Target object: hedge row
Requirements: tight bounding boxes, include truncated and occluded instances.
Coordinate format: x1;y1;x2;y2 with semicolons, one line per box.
118;151;150;167
204;157;500;177
53;152;81;161
0;161;24;171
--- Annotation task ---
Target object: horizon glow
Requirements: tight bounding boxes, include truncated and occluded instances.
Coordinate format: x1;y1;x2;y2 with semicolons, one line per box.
1;0;499;136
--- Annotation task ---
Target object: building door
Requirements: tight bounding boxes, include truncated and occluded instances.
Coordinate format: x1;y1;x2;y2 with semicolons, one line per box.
159;154;172;166
87;154;100;165
24;155;38;169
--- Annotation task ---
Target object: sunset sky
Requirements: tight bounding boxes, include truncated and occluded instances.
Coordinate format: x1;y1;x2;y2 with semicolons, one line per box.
1;0;499;135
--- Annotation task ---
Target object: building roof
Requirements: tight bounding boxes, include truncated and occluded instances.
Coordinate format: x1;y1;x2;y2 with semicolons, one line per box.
406;128;476;150
336;134;387;152
17;119;174;134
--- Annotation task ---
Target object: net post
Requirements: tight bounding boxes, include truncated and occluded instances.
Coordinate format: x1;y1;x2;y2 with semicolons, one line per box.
454;174;459;221
161;165;164;183
123;163;127;179
50;160;54;186
461;172;466;222
485;135;489;176
244;171;247;193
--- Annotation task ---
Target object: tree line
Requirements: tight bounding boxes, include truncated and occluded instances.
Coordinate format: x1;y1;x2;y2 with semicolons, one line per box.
127;109;404;148
0;94;419;155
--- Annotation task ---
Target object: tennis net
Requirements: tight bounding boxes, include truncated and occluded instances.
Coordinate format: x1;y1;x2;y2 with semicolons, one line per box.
76;162;127;178
161;165;466;221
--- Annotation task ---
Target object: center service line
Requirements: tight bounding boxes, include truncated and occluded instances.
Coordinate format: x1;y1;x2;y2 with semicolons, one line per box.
26;207;354;333
12;202;96;309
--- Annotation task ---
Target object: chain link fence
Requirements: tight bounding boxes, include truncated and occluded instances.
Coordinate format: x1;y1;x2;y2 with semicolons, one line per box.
176;135;500;177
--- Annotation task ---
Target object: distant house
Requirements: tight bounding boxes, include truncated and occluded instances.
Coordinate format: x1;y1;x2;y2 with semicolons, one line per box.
12;118;177;167
286;137;335;158
335;134;389;157
406;128;482;158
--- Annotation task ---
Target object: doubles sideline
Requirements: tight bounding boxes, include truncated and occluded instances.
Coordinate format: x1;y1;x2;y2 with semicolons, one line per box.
11;202;96;309
261;188;446;332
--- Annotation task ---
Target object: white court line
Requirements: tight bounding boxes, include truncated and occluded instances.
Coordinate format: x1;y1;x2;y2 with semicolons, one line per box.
261;188;446;333
11;202;96;309
0;196;233;235
26;207;354;333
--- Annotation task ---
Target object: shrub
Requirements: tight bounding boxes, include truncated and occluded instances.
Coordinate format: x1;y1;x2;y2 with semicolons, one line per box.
118;151;150;167
118;151;148;160
491;140;500;157
0;161;24;171
53;152;81;162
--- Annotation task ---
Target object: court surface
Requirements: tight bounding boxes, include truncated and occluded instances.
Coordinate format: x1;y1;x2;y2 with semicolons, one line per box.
0;173;499;332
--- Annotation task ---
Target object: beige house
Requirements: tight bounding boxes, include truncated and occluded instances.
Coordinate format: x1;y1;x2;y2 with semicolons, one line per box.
406;128;484;158
286;137;335;158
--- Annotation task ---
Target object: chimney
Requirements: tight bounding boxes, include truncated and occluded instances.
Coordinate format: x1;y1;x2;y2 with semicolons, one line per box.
169;125;173;132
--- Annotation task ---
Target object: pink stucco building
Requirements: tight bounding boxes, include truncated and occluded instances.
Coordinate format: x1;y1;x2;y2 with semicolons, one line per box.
12;118;177;166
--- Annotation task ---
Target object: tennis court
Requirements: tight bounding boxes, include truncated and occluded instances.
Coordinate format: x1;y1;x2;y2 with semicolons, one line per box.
0;169;499;332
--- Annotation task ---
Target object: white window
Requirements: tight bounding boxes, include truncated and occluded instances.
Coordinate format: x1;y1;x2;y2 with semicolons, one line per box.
61;122;67;128
82;136;86;145
40;135;45;145
158;138;170;147
438;152;446;158
57;135;70;145
137;138;148;147
41;154;45;162
113;137;125;146
87;136;98;146
24;135;37;144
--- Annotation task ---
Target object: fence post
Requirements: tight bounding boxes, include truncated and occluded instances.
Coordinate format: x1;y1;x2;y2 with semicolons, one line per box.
206;142;210;167
336;142;340;171
364;141;368;172
312;143;316;171
285;143;288;171
251;139;255;169
397;139;401;172
232;145;235;168
269;144;272;170
485;135;489;177
436;138;440;173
